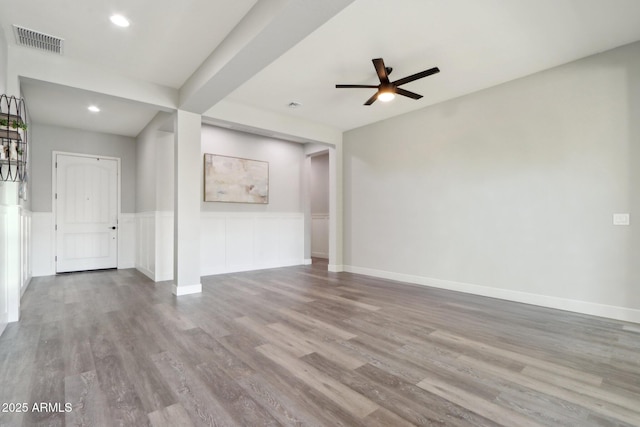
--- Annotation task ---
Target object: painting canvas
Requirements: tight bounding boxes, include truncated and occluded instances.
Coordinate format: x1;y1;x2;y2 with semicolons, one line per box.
204;154;269;203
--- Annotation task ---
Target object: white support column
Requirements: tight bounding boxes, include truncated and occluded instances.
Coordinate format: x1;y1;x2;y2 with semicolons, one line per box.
173;110;202;295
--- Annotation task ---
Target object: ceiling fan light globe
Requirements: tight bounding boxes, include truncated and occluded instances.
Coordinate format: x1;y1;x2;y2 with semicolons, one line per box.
378;91;395;102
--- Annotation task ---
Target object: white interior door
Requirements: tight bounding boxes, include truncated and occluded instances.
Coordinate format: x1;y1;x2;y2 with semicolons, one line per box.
55;154;118;273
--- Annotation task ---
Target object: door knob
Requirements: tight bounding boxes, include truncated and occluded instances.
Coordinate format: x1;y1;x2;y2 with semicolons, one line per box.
111;226;117;230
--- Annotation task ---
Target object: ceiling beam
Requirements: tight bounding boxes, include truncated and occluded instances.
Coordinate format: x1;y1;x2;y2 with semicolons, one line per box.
179;0;355;114
8;47;178;111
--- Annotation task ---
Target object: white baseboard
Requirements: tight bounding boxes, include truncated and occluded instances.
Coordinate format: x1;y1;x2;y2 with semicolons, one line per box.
21;276;31;297
136;265;155;281
304;258;312;265
328;264;343;273
173;283;202;296
344;265;640;324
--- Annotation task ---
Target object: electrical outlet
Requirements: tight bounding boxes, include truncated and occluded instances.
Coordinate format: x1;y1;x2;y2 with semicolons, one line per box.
613;213;630;226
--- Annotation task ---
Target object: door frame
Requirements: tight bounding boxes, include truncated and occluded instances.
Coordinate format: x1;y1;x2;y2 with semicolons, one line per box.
51;151;122;272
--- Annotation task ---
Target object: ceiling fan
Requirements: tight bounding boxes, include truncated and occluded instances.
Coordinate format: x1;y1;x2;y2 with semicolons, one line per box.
336;58;440;105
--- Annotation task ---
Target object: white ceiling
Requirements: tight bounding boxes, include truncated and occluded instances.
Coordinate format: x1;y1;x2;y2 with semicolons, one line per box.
20;79;160;137
228;0;640;131
3;0;640;138
1;0;258;88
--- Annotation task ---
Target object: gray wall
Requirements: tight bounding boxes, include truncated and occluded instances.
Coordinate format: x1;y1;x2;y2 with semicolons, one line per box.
310;152;329;214
31;124;137;212
201;125;304;212
136;125;174;213
344;41;640;311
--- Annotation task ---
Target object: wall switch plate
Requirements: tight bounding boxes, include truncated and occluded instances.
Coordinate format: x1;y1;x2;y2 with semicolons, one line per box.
613;213;630;225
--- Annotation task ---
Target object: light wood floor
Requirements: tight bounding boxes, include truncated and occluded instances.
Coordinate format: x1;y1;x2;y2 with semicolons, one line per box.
1;263;639;426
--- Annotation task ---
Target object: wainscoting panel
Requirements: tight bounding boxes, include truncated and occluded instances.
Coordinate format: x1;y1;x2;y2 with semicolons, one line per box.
135;212;304;280
32;212;54;277
19;210;32;296
200;212;305;276
226;216;255;272
279;215;305;266
0;205;9;332
200;215;226;275
254;216;281;267
118;214;136;269
1;205;25;322
135;212;156;280
311;214;329;259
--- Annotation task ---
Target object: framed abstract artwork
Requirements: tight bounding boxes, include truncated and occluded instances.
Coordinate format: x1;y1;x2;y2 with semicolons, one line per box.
203;153;269;203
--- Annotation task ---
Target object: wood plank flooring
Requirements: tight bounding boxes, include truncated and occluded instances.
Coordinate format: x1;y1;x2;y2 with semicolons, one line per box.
1;261;639;426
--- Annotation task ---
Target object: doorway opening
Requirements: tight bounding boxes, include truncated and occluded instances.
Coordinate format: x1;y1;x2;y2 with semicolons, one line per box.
309;151;329;265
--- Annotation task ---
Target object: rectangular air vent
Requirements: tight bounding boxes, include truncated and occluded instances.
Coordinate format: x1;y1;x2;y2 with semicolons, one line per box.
13;25;64;55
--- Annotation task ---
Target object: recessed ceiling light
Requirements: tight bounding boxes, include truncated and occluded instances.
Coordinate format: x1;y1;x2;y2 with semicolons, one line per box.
88;105;100;113
110;14;130;28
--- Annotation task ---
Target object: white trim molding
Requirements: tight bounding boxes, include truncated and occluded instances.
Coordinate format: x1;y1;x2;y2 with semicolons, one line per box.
344;265;640;324
172;283;202;296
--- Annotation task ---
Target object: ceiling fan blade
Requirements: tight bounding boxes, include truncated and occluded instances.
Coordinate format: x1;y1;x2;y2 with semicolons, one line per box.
396;87;423;100
335;84;380;88
392;67;440;86
364;92;378;105
372;58;389;84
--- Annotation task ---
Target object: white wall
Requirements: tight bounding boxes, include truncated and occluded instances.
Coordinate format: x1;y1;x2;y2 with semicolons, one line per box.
344;41;640;322
31;124;137;212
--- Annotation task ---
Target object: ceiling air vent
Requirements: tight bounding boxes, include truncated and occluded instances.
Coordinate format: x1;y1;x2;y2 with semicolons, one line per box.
13;25;64;55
